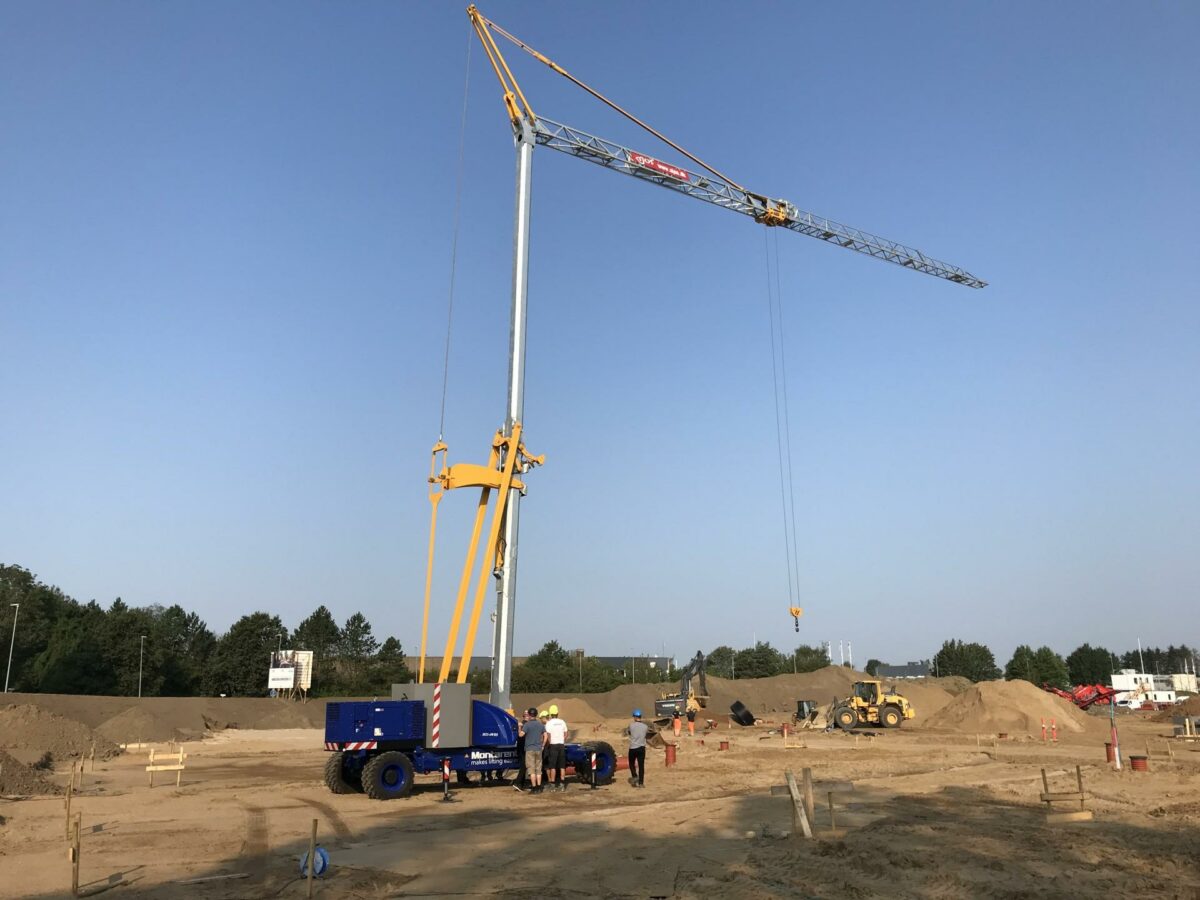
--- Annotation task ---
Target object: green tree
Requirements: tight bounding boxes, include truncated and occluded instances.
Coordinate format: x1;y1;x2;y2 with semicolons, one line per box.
205;613;288;696
790;644;831;674
293;605;342;692
934;639;1001;682
370;637;412;688
1066;643;1114;685
1032;646;1070;689
706;646;735;679
865;658;883;677
1005;644;1036;682
732;642;786;679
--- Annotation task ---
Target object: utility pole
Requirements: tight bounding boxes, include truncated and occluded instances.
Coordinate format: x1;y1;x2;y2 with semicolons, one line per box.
4;603;18;693
847;641;853;669
1138;638;1145;674
138;635;146;698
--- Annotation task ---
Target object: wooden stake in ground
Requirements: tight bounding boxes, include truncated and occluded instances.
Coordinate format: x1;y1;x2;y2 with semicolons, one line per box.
89;744;95;773
828;791;836;830
1075;765;1085;811
783;771;812;840
70;813;81;896
307;817;318;897
65;768;74;840
801;767;815;825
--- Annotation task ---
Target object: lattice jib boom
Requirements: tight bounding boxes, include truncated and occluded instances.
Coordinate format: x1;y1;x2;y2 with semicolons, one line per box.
535;117;986;289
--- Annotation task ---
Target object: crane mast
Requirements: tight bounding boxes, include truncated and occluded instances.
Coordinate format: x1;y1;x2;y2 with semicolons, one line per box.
419;7;986;712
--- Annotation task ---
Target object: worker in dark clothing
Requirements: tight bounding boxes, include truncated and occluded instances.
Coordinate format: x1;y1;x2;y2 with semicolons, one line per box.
514;708;532;791
627;709;648;788
686;707;696;736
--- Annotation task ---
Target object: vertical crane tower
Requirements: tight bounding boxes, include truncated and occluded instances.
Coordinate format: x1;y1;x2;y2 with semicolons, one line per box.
420;7;987;711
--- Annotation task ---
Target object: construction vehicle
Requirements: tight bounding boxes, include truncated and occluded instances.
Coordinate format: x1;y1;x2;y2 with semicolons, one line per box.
323;9;980;795
831;680;915;730
654;651;709;718
323;683;616;799
1042;682;1118;710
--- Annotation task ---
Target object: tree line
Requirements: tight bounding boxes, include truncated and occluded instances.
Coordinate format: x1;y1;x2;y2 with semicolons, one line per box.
869;639;1197;689
5;565;1192;698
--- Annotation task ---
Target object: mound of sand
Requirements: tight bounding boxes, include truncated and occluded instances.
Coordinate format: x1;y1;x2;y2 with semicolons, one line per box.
1154;696;1200;721
254;703;322;730
0;749;63;796
923;680;1103;736
534;697;605;722
96;707;179;743
0;704;121;765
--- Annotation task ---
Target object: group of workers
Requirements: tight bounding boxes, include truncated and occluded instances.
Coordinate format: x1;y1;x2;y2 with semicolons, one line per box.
515;705;702;791
515;705;569;793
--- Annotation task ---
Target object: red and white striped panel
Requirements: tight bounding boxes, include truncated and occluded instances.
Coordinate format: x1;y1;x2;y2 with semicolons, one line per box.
328;741;378;751
431;683;442;748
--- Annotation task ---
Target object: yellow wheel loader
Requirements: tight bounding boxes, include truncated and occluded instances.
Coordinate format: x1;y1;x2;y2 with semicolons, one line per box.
831;680;914;730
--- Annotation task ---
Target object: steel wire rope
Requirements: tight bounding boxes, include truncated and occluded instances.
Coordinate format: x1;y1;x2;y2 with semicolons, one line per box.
773;229;804;603
764;232;796;608
438;30;473;441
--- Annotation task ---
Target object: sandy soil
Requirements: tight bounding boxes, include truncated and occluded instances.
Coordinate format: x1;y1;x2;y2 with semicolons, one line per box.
1;711;1197;899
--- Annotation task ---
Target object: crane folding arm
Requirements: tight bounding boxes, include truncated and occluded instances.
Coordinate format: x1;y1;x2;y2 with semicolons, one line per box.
467;5;987;289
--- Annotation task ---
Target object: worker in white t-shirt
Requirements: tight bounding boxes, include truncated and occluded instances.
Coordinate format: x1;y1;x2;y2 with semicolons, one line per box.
544;704;569;792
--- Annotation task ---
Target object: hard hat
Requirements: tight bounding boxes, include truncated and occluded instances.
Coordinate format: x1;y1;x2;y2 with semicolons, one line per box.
538;709;549;718
548;704;559;716
633;708;642;718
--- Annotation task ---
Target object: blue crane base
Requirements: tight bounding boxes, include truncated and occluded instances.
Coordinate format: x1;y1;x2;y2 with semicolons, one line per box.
322;698;616;800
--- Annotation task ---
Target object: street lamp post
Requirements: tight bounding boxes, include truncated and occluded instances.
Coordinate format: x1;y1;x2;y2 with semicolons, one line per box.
4;603;19;693
138;635;146;698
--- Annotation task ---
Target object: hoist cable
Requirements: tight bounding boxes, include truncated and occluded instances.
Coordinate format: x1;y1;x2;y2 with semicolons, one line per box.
773;229;803;601
438;31;473;441
765;232;796;605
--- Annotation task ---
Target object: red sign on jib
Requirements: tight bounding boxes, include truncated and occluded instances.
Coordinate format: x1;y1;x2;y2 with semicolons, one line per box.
627;150;690;183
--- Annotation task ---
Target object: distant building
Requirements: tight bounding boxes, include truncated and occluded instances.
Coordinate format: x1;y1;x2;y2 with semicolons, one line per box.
876;661;931;680
1111;669;1177;705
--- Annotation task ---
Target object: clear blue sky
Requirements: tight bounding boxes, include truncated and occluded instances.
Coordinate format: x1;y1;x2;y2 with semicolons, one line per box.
2;2;1197;667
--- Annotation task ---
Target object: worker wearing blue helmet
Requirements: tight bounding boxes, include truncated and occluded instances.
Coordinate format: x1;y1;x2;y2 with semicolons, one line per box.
627;709;648;788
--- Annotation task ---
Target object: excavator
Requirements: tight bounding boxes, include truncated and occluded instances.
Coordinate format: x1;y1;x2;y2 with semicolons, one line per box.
654;651;709;719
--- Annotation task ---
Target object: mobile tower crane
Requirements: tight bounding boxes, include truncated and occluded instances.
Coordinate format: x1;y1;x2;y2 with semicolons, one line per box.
420;8;987;713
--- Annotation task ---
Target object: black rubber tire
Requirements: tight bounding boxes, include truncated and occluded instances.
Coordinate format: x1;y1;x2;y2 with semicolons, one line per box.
323;752;361;794
729;701;756;726
362;751;416;800
834;706;859;731
881;705;903;728
580;740;617;786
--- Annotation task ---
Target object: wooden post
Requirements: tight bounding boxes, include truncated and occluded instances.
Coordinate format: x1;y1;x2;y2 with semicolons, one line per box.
801;767;815;825
1040;768;1050;796
1075;765;1085;811
1145;740;1152;760
176;748;184;787
89;744;95;773
975;733;980;749
1167;741;1175;761
784;771;813;839
148;748;155;788
306;818;318;897
828;791;836;829
65;770;73;840
70;813;81;896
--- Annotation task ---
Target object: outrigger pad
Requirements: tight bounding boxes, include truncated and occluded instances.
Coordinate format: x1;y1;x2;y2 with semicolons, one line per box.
729;701;755;726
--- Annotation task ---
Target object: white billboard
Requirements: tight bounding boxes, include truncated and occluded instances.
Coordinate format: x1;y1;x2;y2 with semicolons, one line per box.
268;649;314;692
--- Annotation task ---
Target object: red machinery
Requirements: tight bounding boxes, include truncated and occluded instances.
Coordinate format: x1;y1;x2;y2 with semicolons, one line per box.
1042;683;1118;709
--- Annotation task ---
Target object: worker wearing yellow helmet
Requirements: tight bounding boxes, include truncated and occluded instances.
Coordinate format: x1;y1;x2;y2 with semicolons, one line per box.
545;704;568;792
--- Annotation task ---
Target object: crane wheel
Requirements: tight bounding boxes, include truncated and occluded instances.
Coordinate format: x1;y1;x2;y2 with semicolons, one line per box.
881;705;903;728
362;751;415;800
324;752;363;794
581;741;617;785
834;706;859;731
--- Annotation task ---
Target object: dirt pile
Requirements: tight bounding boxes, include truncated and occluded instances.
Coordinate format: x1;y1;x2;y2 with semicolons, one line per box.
0;749;63;796
0;704;121;765
1154;696;1200;721
96;708;179;743
923;680;1104;736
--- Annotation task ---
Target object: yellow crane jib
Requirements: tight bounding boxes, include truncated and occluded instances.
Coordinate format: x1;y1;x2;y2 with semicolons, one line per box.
418;423;543;687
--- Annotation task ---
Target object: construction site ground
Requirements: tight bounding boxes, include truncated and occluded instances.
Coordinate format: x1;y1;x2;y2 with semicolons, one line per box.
2;685;1199;899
